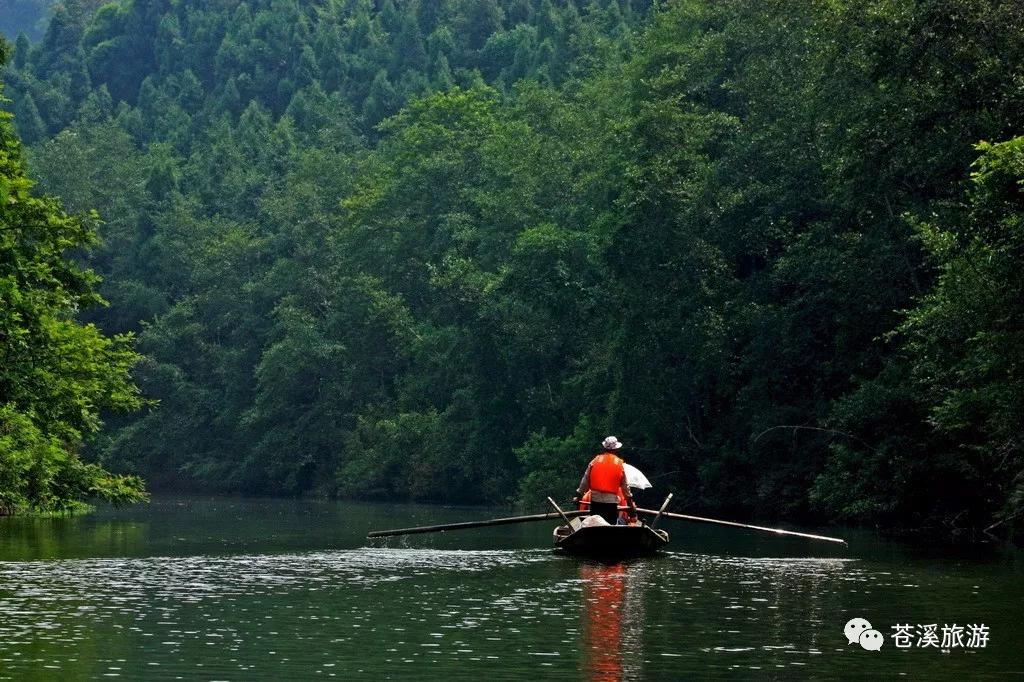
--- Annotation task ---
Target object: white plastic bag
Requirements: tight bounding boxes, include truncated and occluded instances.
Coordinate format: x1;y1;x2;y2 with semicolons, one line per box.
581;514;612;528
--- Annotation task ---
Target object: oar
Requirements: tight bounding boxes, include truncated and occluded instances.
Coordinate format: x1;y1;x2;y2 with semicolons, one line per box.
367;510;587;538
648;493;673;530
546;496;574;526
635;507;848;546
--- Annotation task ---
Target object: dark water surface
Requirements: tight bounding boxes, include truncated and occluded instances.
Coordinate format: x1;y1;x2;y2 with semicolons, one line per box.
0;497;1021;680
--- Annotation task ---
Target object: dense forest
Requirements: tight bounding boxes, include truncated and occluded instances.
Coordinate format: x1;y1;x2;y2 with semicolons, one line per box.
1;0;1021;540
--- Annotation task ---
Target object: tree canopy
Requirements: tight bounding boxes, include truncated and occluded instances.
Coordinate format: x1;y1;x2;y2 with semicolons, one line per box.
2;0;1022;540
0;36;145;513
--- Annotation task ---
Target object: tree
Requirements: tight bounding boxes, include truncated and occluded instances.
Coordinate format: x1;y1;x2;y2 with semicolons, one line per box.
906;138;1024;537
456;0;505;51
0;53;145;513
12;91;45;143
361;69;399;125
814;138;1024;540
13;32;31;70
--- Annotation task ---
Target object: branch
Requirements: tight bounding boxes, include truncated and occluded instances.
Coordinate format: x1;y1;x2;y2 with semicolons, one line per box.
751;425;880;454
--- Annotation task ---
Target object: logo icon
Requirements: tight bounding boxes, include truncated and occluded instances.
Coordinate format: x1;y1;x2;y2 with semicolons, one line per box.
860;629;884;651
845;617;884;651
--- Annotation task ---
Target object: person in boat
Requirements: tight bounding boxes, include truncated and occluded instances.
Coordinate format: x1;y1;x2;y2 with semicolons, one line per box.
573;436;638;525
578;490;633;525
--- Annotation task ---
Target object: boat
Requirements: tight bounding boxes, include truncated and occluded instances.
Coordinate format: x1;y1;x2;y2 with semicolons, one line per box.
553;516;669;557
367;492;847;551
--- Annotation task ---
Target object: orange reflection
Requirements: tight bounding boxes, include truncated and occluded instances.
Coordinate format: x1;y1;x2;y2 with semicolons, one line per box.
580;562;627;681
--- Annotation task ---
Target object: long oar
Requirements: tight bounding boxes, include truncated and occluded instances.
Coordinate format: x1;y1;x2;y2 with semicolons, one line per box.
635;507;847;546
367;510;587;538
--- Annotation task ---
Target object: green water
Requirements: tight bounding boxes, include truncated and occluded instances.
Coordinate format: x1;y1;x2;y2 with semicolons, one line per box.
0;498;1021;680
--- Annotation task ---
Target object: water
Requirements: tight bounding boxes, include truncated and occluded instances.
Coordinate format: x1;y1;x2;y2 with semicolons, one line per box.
0;497;1021;680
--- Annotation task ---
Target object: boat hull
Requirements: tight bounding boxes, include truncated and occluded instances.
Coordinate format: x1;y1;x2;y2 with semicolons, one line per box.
553;520;669;557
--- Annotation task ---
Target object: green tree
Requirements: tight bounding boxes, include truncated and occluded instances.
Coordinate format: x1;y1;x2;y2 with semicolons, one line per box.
0;53;145;513
13;32;31;70
361;68;399;125
12;91;45;143
814;138;1024;539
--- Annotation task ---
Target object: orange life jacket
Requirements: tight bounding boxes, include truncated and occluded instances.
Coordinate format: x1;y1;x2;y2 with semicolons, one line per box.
589;452;624;494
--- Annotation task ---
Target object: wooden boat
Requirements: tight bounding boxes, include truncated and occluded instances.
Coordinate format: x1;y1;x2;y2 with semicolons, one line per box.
553;517;669;557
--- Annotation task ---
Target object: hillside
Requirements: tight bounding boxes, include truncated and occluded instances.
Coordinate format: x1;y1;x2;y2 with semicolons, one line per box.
2;0;1023;539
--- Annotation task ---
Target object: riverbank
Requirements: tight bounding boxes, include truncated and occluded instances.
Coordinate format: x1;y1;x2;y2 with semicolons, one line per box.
0;501;95;517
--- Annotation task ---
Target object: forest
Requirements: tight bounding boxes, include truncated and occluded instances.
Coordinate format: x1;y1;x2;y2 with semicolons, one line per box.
0;0;1021;541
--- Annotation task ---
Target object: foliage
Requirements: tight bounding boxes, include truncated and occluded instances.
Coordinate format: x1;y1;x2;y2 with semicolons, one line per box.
2;0;1023;540
813;138;1024;539
0;43;145;513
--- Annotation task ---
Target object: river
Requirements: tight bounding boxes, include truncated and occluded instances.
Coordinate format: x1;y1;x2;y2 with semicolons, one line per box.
0;497;1021;680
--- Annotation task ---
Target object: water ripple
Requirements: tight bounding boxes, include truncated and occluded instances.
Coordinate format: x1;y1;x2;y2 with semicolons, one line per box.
0;546;1017;680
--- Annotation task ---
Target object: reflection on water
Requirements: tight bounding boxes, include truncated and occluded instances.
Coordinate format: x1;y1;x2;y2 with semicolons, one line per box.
0;498;1021;680
580;562;641;681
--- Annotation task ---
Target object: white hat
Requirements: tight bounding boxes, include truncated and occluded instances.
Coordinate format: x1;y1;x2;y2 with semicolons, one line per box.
602;436;622;450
